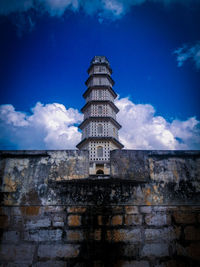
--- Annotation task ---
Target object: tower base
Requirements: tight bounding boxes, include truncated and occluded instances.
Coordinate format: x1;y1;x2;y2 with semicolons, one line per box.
89;162;110;175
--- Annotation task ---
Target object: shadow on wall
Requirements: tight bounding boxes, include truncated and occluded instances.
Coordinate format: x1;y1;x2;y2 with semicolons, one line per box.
77;206;124;267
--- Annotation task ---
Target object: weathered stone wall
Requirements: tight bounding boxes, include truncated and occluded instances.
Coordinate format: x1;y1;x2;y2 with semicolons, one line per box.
0;150;200;266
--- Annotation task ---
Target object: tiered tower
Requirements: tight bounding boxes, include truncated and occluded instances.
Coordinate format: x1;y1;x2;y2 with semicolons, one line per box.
77;56;123;175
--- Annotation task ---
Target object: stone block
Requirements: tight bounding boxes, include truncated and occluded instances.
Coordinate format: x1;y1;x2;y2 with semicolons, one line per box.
118;261;150;267
186;242;200;261
176;243;187;256
153;206;169;212
24;229;62;242
4;264;29;267
184;226;200;240
20;206;41;216
68;215;81;226
141;243;169;257
25;218;51;229
44;206;65;213
173;212;196;224
67;230;84;241
67;207;86;213
107;229;141;242
0;215;8;228
10;216;24;231
92;261;104;267
38;244;80;259
0;244;35;263
145;213;170;226
145;227;178;242
10;207;22;216
0;207;10;217
198;214;200;223
154;260;188;267
98;215;103;226
52;215;65;227
122;244;140;257
125;206;139;214
34;261;66;267
52;221;64;227
111;215;123;225
86;229;102;241
2;231;20;243
112;206;123;213
94;229;101;241
140;206;152;213
52;215;64;221
125;215;142;225
97;215;110;226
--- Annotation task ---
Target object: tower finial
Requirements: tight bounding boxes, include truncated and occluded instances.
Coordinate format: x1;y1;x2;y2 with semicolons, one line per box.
90;56;110;66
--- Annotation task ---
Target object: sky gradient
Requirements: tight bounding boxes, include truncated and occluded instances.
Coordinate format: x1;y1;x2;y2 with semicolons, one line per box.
0;0;200;150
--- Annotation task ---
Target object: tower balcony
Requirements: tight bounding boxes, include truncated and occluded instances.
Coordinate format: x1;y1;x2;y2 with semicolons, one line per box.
85;74;114;88
83;85;117;99
76;136;124;150
81;100;119;118
85;88;115;103
78;116;122;130
88;65;112;76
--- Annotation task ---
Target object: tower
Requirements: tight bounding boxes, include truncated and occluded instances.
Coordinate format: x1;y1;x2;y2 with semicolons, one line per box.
76;56;123;175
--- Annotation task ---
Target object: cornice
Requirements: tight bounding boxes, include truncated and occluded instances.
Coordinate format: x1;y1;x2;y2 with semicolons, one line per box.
78;116;122;130
87;62;112;75
76;136;124;149
81;100;119;113
83;86;117;99
85;73;115;87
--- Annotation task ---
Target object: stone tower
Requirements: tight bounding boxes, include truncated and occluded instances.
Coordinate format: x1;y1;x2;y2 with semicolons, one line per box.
76;56;123;175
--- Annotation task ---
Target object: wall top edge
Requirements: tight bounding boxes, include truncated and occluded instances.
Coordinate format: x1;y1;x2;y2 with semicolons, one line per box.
0;150;89;157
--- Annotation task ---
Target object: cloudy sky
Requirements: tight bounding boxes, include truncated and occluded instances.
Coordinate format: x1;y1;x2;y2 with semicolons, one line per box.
0;0;200;150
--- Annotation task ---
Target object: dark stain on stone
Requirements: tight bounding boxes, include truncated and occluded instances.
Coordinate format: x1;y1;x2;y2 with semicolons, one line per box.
20;189;41;205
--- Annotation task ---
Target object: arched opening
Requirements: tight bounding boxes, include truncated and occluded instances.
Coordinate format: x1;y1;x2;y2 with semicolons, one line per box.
98;105;102;115
96;169;104;175
97;124;103;134
97;146;103;157
113;127;116;136
98;90;102;98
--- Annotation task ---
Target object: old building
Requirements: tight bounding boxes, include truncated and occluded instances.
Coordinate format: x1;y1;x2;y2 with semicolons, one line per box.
76;56;123;175
0;57;200;266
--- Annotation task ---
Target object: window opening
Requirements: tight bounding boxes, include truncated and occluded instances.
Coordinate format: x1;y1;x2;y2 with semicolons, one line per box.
98;105;102;115
97;124;103;134
97;146;103;157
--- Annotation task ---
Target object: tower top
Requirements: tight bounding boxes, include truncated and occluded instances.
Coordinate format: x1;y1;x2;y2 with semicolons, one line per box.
90;56;110;66
88;56;112;74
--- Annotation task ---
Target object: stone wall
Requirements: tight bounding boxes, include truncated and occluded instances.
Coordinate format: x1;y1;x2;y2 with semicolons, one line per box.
0;150;200;266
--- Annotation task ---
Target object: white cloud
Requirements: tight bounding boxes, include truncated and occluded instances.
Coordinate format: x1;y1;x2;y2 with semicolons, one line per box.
0;102;82;149
0;99;200;150
115;97;200;150
0;0;195;18
38;0;79;16
174;42;200;70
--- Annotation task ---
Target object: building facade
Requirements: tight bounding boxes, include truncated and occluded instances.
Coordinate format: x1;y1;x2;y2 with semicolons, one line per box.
76;56;123;175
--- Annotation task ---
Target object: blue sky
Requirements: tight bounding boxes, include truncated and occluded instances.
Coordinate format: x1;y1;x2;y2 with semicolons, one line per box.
0;0;200;150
